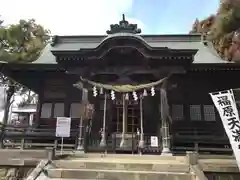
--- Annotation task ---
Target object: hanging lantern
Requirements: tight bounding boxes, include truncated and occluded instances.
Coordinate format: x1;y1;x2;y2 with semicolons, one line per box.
132;91;138;101
125;93;129;100
93;86;97;97
151;87;155;96
111;90;115;100
143;89;148;96
100;87;104;95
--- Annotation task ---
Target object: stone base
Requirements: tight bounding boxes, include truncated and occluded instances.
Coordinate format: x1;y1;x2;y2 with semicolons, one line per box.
76;145;84;151
99;140;106;148
161;152;173;156
74;150;85;154
74;150;85;158
161;148;172;156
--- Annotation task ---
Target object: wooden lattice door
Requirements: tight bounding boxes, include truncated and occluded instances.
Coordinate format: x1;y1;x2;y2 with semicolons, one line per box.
112;100;140;133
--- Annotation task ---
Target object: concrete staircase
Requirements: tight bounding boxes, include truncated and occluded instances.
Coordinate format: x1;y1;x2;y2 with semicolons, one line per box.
40;154;200;180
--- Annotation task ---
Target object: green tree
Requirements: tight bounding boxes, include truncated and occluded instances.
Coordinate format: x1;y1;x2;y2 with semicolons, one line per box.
0;19;50;62
0;18;50;141
190;0;240;61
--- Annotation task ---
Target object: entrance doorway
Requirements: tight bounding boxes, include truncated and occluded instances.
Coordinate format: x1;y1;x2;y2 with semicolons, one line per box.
111;99;140;134
110;99;140;152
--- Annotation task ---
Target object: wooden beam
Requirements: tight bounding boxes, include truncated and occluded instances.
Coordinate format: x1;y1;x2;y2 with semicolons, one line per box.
67;66;186;76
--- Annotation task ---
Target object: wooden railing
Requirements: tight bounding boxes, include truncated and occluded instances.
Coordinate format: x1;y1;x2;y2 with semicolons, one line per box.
171;126;232;154
86;132;162;154
0;125;78;150
0;124;233;154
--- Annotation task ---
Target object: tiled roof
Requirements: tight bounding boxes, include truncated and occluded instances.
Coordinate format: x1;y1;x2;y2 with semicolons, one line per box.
30;34;231;64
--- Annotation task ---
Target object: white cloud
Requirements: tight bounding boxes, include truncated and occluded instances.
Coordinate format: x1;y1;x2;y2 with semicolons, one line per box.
0;0;145;35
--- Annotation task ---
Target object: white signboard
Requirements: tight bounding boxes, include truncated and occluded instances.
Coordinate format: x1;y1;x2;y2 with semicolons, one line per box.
210;89;240;170
56;117;71;137
150;136;158;147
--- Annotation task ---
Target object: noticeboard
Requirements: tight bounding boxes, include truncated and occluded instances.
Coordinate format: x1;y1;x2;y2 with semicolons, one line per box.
55;117;71;137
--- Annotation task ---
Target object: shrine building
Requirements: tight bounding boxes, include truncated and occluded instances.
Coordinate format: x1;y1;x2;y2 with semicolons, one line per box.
1;15;239;154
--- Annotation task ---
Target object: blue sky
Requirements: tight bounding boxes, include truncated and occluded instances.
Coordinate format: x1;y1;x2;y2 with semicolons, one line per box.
1;0;220;35
128;0;219;34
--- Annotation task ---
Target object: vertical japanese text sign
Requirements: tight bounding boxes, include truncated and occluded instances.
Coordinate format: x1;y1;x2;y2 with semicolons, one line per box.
56;117;71;137
210;89;240;170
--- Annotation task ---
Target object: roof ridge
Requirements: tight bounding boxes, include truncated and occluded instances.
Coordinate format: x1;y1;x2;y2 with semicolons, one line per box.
50;34;201;38
50;34;202;46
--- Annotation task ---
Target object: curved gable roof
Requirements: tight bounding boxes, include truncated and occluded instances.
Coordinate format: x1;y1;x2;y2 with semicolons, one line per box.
32;34;230;64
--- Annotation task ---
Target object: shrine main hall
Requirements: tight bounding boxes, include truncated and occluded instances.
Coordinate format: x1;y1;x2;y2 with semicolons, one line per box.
1;15;239;154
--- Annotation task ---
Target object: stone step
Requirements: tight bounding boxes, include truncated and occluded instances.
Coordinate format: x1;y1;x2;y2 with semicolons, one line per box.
54;159;189;172
51;179;93;180
0;149;49;159
71;153;187;162
47;168;196;180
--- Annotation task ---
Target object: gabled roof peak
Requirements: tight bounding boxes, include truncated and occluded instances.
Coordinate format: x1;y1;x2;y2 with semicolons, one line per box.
106;14;141;35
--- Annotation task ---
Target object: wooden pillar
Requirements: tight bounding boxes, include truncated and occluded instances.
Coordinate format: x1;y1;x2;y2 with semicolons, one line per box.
64;79;71;117
77;88;88;151
35;96;42;127
100;93;107;149
120;94;127;148
35;79;44;127
184;75;190;121
160;86;172;156
138;96;145;150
